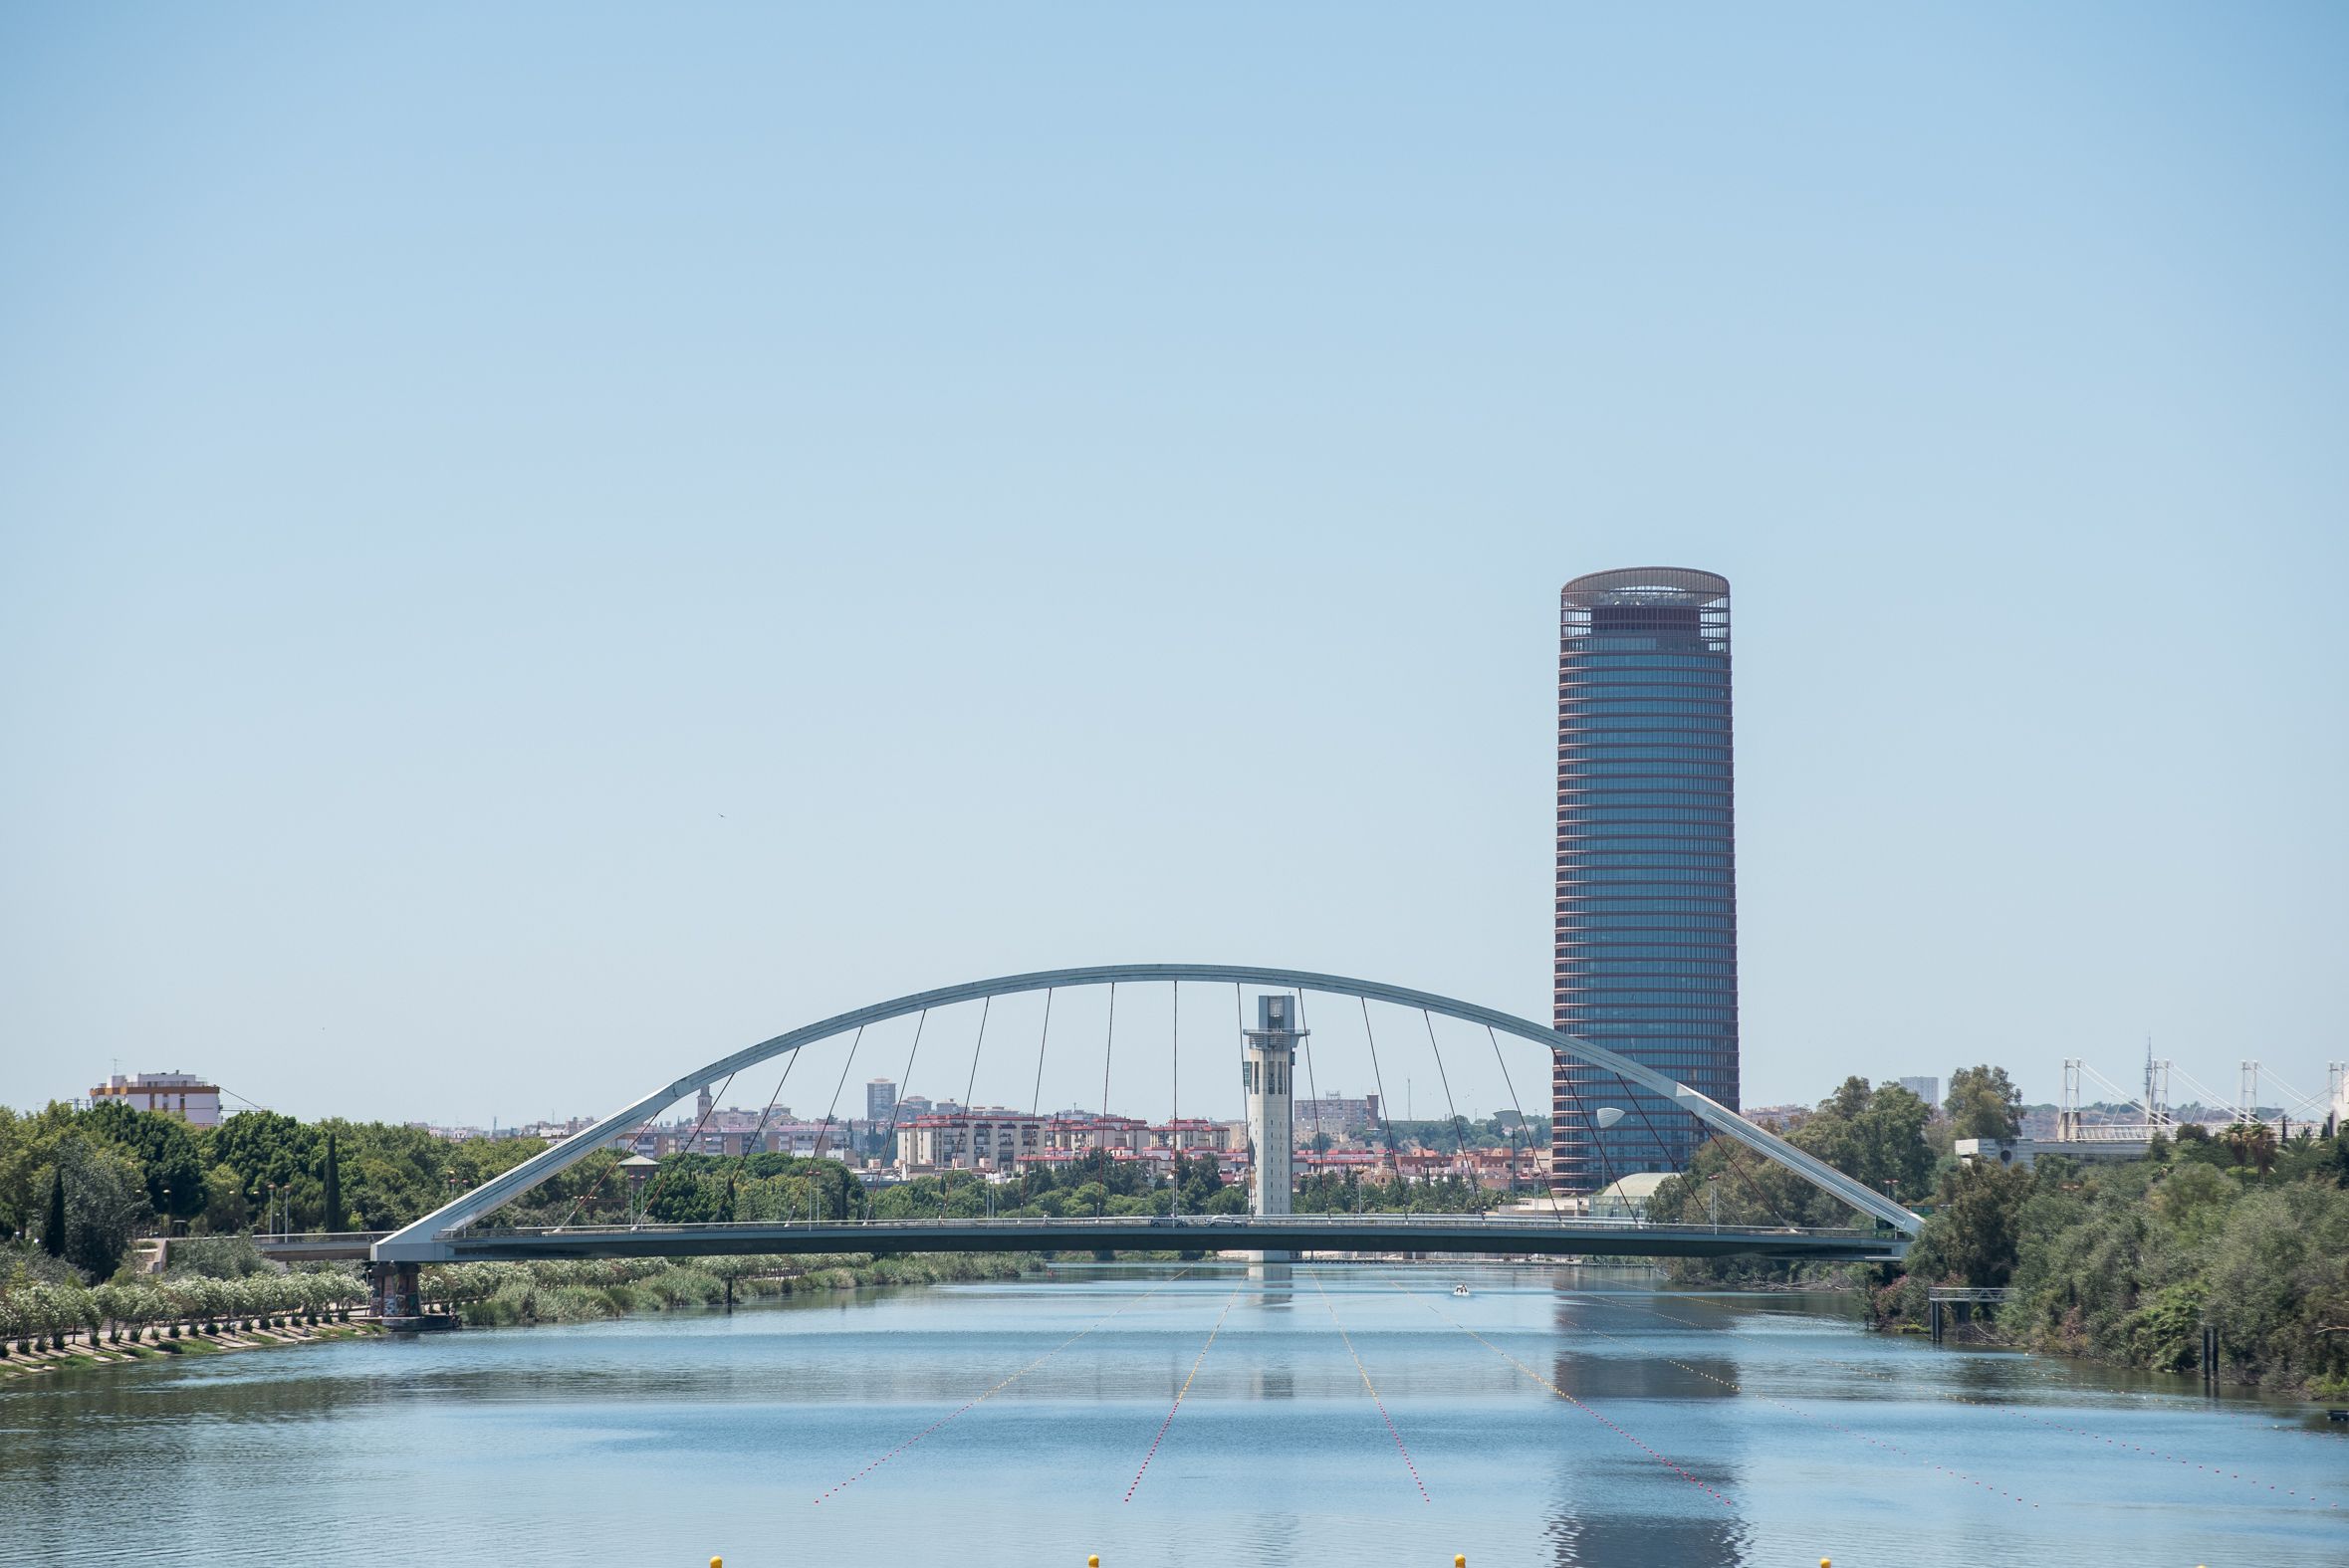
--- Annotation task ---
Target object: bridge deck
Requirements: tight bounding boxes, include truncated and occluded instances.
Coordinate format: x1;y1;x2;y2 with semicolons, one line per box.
408;1215;1905;1263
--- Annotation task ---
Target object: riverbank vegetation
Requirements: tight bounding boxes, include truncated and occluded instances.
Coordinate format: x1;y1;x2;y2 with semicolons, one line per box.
2;1234;366;1362
421;1251;1040;1327
0;1100;561;1266
635;1145;1505;1227
1645;1070;2349;1396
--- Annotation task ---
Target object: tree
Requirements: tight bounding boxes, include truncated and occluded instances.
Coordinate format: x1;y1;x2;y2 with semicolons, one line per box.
51;1136;150;1278
81;1100;205;1223
1915;1157;2033;1287
1945;1065;2024;1141
2223;1121;2278;1177
321;1132;344;1232
203;1110;317;1226
41;1166;65;1257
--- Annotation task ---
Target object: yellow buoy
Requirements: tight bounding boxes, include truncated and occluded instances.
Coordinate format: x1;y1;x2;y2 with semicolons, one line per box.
1088;1558;1100;1567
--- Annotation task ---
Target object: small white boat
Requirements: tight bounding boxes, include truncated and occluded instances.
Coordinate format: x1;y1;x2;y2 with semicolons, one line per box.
1452;1283;1471;1297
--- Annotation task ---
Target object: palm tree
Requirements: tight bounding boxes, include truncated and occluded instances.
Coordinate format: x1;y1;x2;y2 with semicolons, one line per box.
2223;1120;2278;1176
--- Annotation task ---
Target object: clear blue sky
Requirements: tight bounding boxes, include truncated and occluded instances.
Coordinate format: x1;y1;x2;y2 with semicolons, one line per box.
3;4;2343;1130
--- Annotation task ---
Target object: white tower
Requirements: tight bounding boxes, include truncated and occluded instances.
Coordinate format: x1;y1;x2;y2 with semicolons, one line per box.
1243;994;1303;1218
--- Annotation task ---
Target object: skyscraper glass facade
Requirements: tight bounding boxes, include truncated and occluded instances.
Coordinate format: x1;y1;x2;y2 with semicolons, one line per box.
1551;567;1739;1191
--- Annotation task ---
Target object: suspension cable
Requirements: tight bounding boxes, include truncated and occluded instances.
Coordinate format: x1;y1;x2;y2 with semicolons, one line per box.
944;998;991;1218
1357;997;1404;1197
1095;982;1117;1204
1101;982;1116;1121
749;1046;805;1154
1610;1068;1791;1228
632;1068;737;1227
808;1025;865;1222
1614;1073;1683;1190
1023;988;1055;1207
1294;988;1326;1193
1420;1009;1471;1209
1028;988;1055;1118
1715;1128;1797;1229
554;1113;658;1231
1169;981;1181;1217
1235;982;1247;1192
864;1008;928;1222
1552;1062;1628;1203
1488;1024;1562;1219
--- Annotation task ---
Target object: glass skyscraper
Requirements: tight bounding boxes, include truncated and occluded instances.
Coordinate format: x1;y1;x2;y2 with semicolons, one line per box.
1551;567;1739;1191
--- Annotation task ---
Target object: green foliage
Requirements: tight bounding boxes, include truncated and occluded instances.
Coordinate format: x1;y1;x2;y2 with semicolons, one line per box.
322;1131;344;1232
204;1110;317;1218
1874;1129;2349;1393
1920;1157;2036;1288
417;1251;1036;1327
166;1233;279;1279
1;1248;363;1344
866;1151;1248;1222
1383;1115;1551;1155
1292;1170;1493;1215
80;1101;206;1222
643;1152;861;1224
1644;1077;1935;1284
50;1137;150;1277
1945;1064;2024;1141
41;1167;64;1257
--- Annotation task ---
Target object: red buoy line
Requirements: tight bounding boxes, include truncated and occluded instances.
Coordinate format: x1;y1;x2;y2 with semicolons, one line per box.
1389;1281;1734;1509
815;1267;1203;1502
1122;1285;1244;1502
1307;1268;1431;1502
1558;1298;2036;1509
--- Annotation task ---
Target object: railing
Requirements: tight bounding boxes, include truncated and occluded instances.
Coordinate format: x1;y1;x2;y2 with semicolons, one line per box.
457;1214;1888;1242
1926;1285;2011;1344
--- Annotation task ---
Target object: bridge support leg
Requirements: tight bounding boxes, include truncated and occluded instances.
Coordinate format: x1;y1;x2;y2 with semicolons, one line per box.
1928;1297;1942;1345
371;1262;422;1326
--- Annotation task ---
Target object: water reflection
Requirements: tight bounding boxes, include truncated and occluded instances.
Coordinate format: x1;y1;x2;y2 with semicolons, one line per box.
2;1264;2339;1568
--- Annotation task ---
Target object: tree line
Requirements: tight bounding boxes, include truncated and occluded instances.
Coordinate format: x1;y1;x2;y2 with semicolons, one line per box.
1645;1064;2349;1395
0;1100;555;1277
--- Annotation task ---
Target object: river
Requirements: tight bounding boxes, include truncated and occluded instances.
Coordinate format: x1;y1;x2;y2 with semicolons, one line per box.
2;1262;2340;1566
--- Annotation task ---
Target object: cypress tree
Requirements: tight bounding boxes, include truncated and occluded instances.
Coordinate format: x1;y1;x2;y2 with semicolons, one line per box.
41;1166;66;1257
322;1131;345;1232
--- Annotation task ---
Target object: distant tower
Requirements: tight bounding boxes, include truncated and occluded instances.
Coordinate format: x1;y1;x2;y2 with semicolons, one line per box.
1243;994;1303;1217
696;1086;713;1126
1553;567;1740;1191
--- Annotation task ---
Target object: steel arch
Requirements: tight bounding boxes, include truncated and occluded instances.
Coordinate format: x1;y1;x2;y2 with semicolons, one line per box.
374;964;1922;1260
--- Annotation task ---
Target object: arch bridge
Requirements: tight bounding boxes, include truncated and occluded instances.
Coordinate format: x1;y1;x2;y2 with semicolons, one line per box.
370;965;1918;1297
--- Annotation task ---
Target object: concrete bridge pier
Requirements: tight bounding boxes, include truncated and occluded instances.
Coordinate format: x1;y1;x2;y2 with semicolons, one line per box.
370;1260;465;1332
370;1261;421;1323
